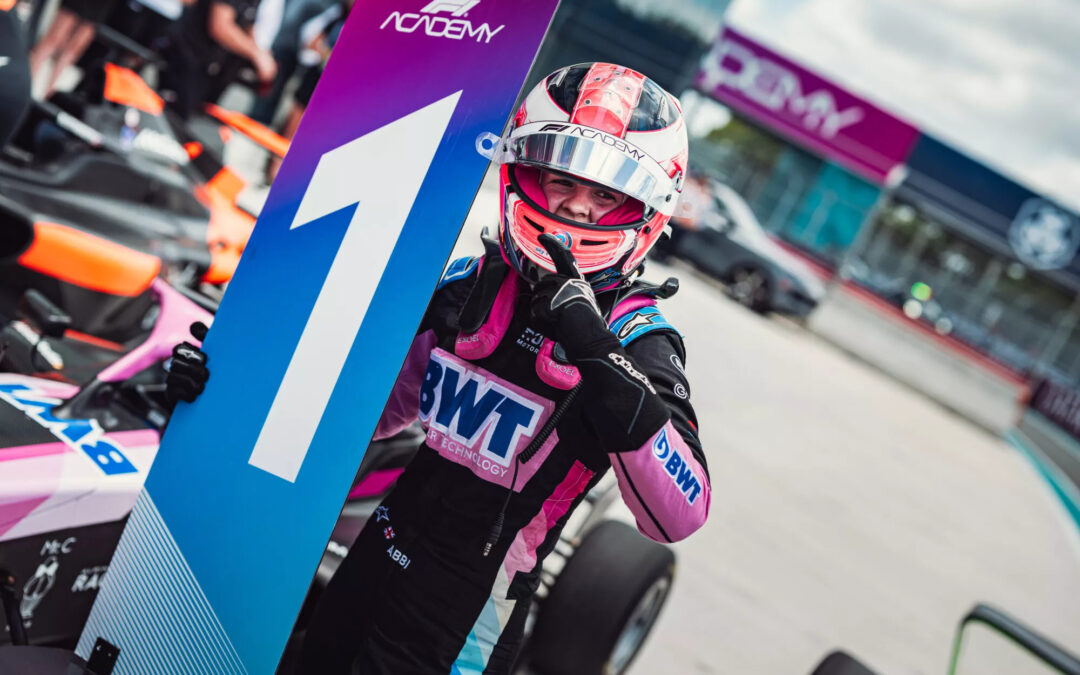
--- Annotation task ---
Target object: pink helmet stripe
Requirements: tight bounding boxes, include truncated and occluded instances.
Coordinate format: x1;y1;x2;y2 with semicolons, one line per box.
570;63;646;137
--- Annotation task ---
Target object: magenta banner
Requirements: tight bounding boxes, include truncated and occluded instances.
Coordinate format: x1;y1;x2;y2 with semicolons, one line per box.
695;26;919;184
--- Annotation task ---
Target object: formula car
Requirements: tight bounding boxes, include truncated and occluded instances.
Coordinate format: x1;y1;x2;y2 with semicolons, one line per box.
0;210;677;675
0;193;199;384
0;25;288;292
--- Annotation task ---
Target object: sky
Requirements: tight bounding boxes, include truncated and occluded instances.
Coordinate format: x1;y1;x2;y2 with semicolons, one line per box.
618;0;1080;212
617;0;726;40
721;0;1080;211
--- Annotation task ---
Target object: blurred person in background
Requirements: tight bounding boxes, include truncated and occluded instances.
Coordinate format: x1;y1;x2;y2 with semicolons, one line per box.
0;0;31;146
260;0;348;184
251;0;287;50
28;0;120;98
248;0;345;125
67;0;194;97
158;0;276;119
102;0;195;51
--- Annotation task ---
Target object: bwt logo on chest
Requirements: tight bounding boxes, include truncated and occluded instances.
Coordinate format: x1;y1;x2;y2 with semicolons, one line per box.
419;352;545;466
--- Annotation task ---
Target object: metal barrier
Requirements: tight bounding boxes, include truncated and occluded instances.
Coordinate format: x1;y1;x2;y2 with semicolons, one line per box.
947;604;1080;675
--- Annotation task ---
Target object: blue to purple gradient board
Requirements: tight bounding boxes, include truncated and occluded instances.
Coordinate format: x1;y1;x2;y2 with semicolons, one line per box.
77;2;560;672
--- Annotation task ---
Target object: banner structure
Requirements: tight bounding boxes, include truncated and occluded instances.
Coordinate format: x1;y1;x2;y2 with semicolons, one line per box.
77;1;560;672
694;26;919;185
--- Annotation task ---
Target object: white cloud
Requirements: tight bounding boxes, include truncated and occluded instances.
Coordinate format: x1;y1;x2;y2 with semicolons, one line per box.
724;0;1080;211
682;89;733;137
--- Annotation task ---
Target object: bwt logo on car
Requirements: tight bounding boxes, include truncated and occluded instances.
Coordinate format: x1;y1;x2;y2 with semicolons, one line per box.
0;383;137;476
652;428;703;505
381;0;505;44
419;352;544;467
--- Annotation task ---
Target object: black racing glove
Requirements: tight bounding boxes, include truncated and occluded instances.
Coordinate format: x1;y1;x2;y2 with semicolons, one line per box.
529;234;621;363
165;322;210;405
529;235;669;452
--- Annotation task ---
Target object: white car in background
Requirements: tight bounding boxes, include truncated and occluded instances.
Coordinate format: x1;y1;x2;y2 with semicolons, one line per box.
660;182;826;317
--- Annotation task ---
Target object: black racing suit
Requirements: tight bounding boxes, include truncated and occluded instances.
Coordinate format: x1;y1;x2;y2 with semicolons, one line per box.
158;0;261;118
300;251;712;674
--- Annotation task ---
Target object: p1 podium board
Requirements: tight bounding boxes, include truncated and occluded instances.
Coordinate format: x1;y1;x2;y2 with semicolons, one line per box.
77;2;560;672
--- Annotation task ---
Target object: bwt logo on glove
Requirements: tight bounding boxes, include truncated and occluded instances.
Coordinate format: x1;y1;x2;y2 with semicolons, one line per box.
419;351;545;467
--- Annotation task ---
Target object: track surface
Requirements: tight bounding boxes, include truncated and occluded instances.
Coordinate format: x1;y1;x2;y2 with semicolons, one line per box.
624;261;1080;675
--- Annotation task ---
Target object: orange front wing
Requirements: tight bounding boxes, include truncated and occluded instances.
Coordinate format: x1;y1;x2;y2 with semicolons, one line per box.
197;168;257;285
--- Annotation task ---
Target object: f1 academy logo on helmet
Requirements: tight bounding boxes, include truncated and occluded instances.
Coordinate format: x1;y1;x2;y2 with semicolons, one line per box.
537;123;648;161
381;0;505;44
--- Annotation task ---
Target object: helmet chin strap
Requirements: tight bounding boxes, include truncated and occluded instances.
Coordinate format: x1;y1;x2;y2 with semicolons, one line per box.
587;246;639;293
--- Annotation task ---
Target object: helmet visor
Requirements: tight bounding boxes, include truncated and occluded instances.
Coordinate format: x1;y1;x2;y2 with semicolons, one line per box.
496;122;679;216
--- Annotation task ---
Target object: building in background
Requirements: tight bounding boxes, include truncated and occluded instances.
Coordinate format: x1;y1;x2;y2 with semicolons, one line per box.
858;137;1080;380
687;26;920;267
520;0;729;102
683;24;1080;383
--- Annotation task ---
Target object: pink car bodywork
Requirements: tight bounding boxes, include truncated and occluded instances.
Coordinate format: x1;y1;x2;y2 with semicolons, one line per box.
0;279;210;546
0;375;160;544
0;277;406;548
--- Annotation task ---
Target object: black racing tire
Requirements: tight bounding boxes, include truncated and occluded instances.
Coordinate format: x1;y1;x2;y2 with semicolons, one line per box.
809;650;880;675
527;520;676;675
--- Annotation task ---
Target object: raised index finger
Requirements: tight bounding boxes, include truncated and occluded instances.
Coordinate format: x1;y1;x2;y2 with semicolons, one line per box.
538;233;582;279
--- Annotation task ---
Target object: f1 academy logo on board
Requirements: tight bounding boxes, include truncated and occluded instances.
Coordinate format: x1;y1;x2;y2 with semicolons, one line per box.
381;0;505;44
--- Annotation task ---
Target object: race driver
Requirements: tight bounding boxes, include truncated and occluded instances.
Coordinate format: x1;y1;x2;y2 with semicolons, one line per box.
167;62;712;674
